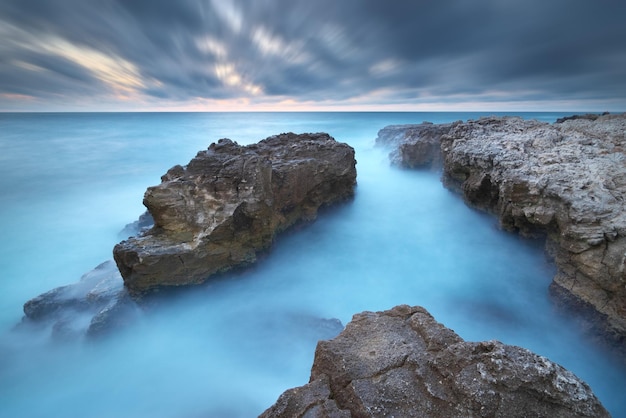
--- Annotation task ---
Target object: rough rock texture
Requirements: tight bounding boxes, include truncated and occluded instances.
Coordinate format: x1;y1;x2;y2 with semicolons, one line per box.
113;133;357;292
21;260;139;339
261;305;609;418
376;114;626;351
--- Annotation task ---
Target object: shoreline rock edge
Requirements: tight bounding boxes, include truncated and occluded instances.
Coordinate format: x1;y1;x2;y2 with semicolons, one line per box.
261;305;609;418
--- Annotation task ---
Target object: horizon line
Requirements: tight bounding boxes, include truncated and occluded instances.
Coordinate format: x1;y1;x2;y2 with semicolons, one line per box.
0;109;620;114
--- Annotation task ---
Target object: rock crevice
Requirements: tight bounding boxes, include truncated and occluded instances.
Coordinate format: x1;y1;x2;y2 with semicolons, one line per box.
376;114;626;350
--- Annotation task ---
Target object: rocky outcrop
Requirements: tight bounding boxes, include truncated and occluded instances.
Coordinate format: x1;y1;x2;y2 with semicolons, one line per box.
261;305;609;418
21;260;139;339
376;114;626;351
20;132;355;338
113;133;356;292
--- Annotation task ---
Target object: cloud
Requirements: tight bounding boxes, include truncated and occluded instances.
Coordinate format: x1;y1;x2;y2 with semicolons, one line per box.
211;0;244;34
0;0;624;111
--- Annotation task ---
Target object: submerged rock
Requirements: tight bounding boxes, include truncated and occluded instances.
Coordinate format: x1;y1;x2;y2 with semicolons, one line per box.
555;112;610;124
113;133;357;292
21;260;139;339
377;114;626;353
261;305;610;418
117;211;154;239
376;121;459;169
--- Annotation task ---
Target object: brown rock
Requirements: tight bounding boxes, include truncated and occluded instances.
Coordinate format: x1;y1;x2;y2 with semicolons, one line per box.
261;305;609;418
113;133;357;292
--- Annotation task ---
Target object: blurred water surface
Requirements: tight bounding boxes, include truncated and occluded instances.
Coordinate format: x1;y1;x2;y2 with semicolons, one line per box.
0;112;623;417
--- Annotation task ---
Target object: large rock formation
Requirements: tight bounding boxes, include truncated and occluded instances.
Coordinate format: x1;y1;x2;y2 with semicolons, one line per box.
261;305;609;418
114;133;357;292
21;132;355;337
376;114;626;351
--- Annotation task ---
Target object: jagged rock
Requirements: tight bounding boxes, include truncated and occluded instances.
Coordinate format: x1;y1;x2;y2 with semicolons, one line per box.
113;133;357;292
21;260;139;339
261;305;610;418
376;113;626;352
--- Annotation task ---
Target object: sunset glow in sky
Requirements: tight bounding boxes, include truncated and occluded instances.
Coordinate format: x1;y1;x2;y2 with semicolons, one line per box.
1;0;625;112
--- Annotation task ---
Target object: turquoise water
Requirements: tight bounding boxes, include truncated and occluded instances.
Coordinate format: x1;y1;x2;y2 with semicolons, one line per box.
0;112;624;417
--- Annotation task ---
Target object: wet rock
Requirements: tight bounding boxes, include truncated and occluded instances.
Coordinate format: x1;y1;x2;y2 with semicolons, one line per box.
21;260;140;339
376;121;459;169
261;305;610;418
118;211;154;239
113;133;357;293
224;311;344;369
85;291;140;339
378;113;626;353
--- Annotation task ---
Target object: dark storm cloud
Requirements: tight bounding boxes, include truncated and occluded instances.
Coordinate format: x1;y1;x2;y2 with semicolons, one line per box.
0;0;625;109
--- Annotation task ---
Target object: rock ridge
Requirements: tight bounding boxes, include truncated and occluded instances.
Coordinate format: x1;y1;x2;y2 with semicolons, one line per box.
113;132;356;292
261;305;609;417
376;113;626;351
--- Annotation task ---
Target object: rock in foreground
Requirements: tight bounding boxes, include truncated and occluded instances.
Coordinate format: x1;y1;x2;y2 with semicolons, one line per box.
114;133;356;292
261;305;609;418
377;114;626;351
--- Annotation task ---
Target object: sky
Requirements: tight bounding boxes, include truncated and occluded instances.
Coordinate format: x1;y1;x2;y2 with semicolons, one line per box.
0;0;625;112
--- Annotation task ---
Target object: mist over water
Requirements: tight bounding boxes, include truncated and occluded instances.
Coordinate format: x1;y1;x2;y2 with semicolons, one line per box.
1;112;624;417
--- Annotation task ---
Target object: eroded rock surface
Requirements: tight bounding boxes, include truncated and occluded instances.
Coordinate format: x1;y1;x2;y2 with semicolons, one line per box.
261;305;609;418
376;113;626;350
114;133;357;292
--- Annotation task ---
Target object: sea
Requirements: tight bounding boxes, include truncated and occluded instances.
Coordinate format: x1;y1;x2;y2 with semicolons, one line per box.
0;112;624;417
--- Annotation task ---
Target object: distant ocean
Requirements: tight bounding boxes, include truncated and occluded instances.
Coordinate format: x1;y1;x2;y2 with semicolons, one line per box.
0;112;624;417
